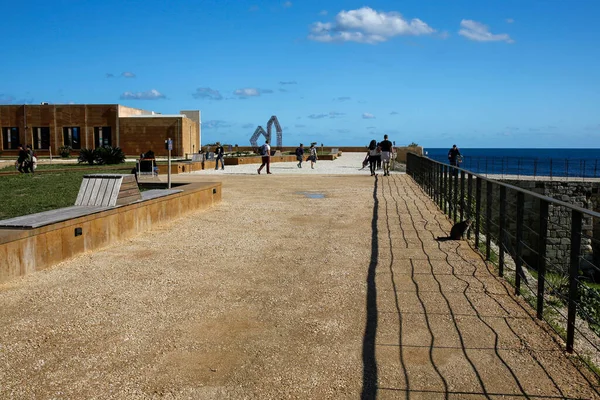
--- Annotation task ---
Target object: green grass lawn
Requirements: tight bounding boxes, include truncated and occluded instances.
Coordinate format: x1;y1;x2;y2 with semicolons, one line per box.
0;166;134;220
0;161;137;171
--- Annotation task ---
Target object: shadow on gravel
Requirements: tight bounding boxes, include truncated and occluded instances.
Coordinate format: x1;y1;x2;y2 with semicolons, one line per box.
361;176;379;400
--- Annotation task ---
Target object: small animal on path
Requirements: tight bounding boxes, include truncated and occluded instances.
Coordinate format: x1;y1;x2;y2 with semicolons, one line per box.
436;219;472;241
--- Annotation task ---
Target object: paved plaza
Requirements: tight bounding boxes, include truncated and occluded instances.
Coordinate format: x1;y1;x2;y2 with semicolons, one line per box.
0;156;599;399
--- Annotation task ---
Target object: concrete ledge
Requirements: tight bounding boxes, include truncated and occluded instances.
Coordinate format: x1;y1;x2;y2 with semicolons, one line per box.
318;154;337;161
0;181;221;284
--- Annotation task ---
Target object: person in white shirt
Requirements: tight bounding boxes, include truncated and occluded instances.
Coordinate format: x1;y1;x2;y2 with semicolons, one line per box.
308;143;318;169
257;140;272;174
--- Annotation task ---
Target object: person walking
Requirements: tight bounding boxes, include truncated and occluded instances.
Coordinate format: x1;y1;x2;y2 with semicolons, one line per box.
308;143;318;169
16;145;28;173
257;140;272;174
367;139;380;176
379;134;393;176
448;144;462;175
26;145;36;173
295;143;304;168
214;142;225;170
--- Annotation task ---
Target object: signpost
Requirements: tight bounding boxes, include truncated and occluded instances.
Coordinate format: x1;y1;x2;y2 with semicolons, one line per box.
165;138;173;189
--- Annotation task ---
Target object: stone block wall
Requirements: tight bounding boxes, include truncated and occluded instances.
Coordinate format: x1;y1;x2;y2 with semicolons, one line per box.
493;180;600;277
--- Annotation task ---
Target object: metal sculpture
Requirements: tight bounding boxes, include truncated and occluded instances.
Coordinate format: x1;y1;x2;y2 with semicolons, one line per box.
250;115;282;149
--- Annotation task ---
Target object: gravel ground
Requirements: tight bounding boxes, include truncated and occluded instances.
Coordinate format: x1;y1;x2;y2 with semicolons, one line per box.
0;158;598;399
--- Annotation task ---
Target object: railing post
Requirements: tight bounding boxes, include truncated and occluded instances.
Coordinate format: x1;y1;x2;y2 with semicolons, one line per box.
453;167;459;222
438;164;443;210
486;181;493;260
429;162;433;196
567;210;582;353
460;170;465;222
515;192;525;295
536;200;549;319
448;165;454;219
467;174;473;239
499;186;506;276
475;178;482;249
443;165;448;215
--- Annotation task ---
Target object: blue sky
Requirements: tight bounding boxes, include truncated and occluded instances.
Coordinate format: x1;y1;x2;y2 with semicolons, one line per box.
2;0;600;147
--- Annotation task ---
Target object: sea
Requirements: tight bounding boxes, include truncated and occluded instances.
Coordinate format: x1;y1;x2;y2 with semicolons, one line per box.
423;148;600;178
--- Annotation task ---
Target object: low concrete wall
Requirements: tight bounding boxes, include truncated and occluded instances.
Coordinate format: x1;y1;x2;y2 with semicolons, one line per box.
156;161;203;174
396;146;424;163
0;181;221;284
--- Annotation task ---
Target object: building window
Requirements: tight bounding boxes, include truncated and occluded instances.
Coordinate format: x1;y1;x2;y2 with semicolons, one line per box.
94;126;112;148
33;127;51;150
1;127;19;150
63;127;81;149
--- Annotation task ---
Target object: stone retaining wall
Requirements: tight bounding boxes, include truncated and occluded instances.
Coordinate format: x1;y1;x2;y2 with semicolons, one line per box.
491;180;600;278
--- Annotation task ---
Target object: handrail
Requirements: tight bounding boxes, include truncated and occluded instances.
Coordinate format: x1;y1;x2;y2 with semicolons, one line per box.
407;152;600;374
423;156;600;219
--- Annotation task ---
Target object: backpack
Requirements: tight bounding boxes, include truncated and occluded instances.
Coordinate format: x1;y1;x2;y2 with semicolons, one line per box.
260;144;268;156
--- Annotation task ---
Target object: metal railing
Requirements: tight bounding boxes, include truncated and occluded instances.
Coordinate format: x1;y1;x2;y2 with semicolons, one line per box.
427;155;600;180
407;153;600;375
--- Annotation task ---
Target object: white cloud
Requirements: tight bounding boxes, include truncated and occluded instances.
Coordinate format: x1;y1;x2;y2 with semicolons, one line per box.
106;73;115;78
192;87;223;100
335;96;351;102
362;112;375;119
458;19;514;43
242;123;254;129
308;7;435;44
283;1;292;7
319;10;328;16
390;111;399;115
121;71;136;78
506;18;514;24
308;112;345;119
279;81;297;85
120;89;165;100
233;88;273;97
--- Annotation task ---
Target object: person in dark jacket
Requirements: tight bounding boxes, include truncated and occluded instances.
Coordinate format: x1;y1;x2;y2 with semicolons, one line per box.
214;142;225;170
295;143;304;168
448;144;462;166
367;139;380;176
16;145;28;173
448;144;462;175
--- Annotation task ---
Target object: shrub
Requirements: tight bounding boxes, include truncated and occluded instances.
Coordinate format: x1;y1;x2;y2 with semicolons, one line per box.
78;148;97;165
95;146;126;165
408;142;419;147
59;146;72;158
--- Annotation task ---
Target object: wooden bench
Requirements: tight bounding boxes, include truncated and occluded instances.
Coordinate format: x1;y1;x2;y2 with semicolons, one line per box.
0;174;181;229
76;174;141;206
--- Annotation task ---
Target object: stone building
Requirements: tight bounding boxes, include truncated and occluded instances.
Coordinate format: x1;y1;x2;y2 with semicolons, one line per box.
0;104;201;157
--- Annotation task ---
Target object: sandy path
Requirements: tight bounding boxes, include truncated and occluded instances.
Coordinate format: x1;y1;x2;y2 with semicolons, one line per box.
0;173;598;399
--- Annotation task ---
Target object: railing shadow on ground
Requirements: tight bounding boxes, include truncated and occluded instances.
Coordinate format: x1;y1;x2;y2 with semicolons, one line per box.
406;154;600;391
362;176;379;400
361;172;600;399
